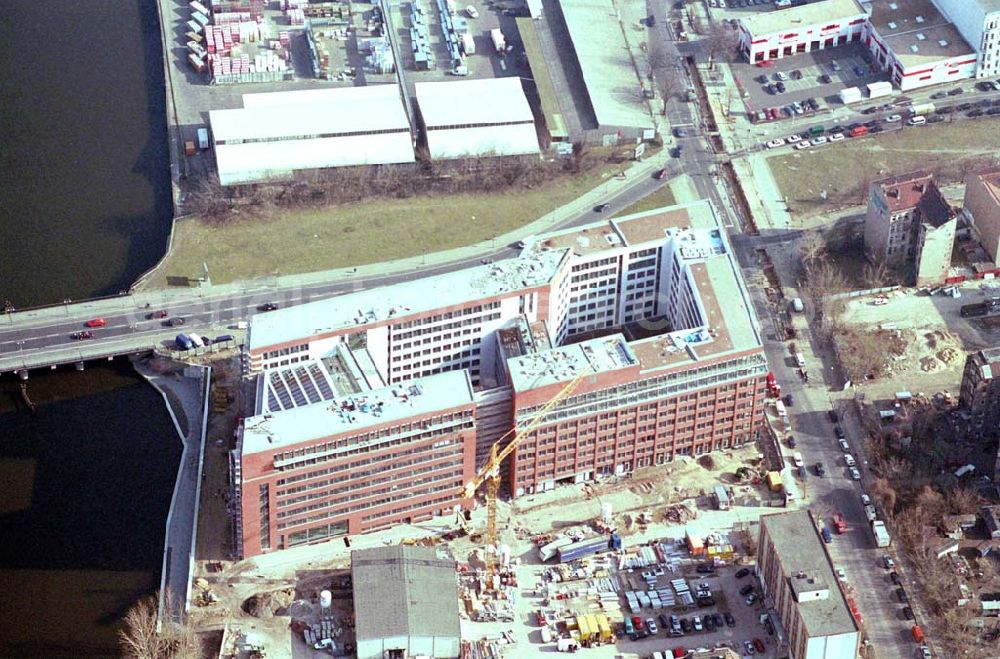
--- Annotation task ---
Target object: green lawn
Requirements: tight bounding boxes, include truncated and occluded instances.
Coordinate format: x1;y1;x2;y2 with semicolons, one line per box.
612;185;677;218
767;117;1000;217
141;162;623;288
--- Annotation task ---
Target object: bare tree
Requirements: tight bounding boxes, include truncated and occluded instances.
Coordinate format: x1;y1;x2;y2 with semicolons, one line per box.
862;260;890;289
705;23;740;70
118;591;198;659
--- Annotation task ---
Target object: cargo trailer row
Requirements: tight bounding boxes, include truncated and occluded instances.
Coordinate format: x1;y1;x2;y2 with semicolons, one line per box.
409;3;435;71
557;536;614;563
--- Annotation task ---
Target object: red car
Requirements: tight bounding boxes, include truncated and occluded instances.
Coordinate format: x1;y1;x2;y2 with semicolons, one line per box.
71;331;94;340
753;638;766;653
654;168;667;180
756;60;774;67
833;513;848;534
85;317;107;328
671;648;687;659
147;310;168;319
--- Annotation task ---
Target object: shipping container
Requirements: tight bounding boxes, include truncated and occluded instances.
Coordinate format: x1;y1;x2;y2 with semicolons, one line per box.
538;535;573;562
187;53;206;73
909;102;935;116
190;1;210;16
839;86;862;104
197;128;210;150
867;81;892;98
557;537;610;562
192;11;210;27
184;140;197;156
187;19;204;34
460;31;475;55
872;520;891;547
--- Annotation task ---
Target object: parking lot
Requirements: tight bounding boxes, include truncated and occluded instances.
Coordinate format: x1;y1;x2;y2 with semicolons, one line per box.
707;0;783;22
732;42;890;115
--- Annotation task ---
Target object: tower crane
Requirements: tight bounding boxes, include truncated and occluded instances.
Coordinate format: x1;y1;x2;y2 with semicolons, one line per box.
461;372;587;589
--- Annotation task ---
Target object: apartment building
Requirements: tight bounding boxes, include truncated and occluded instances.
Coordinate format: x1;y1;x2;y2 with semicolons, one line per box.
757;511;861;659
933;0;1000;78
963;169;1000;266
234;200;767;557
235;370;477;558
864;171;957;286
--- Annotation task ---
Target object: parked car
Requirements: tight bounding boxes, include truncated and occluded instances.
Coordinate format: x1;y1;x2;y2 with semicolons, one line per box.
829;132;845;141
885;114;902;122
85;317;107;328
744;640;756;656
787;435;797;448
849;467;861;480
765;138;786;149
735;567;751;578
594;203;611;213
776;81;786;93
673;127;687;138
753;639;766;653
465;5;479;18
810;135;828;146
890;571;901;585
756;74;769;84
821;527;833;543
786;134;803;143
258;302;279;311
930;91;947;99
696;563;716;574
646;618;659;635
147;309;168;319
775;71;788;81
947;87;964;95
680;617;692;633
903;606;915;620
692;615;703;632
712;613;724;628
839;438;850;451
704;614;716;632
815;462;826;476
819;73;833;84
897;588;908;603
882;554;895;569
654;168;668;180
828;409;839;422
907;115;926;125
834;425;845;438
790;69;802;79
724;612;736;627
861;493;872;506
746;592;759;605
795;141;811;150
740;583;756;596
784;393;795;405
168;317;187;327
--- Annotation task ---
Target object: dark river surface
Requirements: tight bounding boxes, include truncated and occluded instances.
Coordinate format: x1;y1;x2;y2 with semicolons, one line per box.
0;1;179;655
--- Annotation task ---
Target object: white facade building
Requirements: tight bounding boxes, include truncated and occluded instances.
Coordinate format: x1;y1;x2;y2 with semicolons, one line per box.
864;0;977;91
738;0;868;64
414;78;540;160
933;0;1000;78
209;85;414;186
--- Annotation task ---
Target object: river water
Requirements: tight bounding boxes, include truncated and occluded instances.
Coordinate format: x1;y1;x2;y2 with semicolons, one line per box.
0;1;178;655
0;0;173;309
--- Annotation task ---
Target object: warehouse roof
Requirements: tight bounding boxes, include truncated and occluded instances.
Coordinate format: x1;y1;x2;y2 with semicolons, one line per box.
249;250;567;351
240;370;473;455
740;0;866;36
352;546;460;643
209;86;411;142
559;0;654;130
867;0;973;65
416;78;534;128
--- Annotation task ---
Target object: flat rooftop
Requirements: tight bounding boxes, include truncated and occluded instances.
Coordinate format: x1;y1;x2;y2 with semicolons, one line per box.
532;200;718;256
558;0;654;130
249;249;567;350
761;511;858;638
241;370;473;456
867;0;973;65
740;0;866;36
506;334;638;391
209;86;411;142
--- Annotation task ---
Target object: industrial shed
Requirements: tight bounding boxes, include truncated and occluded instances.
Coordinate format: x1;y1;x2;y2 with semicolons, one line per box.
209;85;415;186
415;78;540;160
352;546;460;659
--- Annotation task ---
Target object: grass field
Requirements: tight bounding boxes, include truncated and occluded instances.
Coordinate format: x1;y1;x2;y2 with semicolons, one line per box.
612;185;677;218
143;162;624;288
767;117;1000;217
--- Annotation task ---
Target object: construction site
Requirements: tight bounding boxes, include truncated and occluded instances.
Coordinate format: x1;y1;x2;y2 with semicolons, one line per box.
183;351;782;658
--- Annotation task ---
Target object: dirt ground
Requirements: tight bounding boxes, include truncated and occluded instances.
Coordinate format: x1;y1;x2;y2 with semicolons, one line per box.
837;283;1000;396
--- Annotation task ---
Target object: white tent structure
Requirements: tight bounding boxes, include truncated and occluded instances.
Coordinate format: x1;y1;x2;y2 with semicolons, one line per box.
209;85;414;186
415;78;540;160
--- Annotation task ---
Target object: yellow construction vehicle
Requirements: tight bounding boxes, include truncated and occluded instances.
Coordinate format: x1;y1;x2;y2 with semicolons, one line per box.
461;373;587;589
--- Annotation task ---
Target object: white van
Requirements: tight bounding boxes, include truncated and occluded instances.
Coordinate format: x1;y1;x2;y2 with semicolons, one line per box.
188;332;205;348
794;352;806;367
793;452;804;468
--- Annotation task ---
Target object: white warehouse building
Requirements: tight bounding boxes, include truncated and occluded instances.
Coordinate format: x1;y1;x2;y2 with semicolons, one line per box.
415;78;540;160
737;0;868;64
864;0;977;91
209;85;415;186
933;0;1000;78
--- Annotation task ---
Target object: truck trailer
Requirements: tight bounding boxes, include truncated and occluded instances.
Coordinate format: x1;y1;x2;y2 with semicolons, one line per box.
909;102;935;116
557;536;610;562
872;520;891;547
538;535;574;562
490;28;506;54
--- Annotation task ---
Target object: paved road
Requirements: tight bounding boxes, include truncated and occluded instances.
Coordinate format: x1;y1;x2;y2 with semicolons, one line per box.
740;242;919;659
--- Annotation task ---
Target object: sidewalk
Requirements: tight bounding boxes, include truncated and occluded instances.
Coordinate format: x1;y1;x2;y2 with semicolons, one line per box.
734;154;793;232
135;359;210;623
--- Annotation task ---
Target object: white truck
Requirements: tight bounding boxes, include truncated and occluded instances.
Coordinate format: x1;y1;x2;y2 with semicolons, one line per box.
188;332;205;348
490;28;506;55
839;86;863;104
872;520;891;547
864;504;878;522
867;81;892;99
794;352;806;367
460;31;475;55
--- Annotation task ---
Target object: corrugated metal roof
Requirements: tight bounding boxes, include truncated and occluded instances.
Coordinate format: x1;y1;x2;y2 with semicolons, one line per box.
352;546;460;642
415;78;534;127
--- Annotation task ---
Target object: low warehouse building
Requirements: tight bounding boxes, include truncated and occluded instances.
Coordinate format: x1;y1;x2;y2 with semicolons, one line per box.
737;0;867;64
415;78;540;159
209;85;415;186
352;546;461;659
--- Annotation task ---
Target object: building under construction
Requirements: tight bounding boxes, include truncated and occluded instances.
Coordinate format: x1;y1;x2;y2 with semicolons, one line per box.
233;200;769;558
